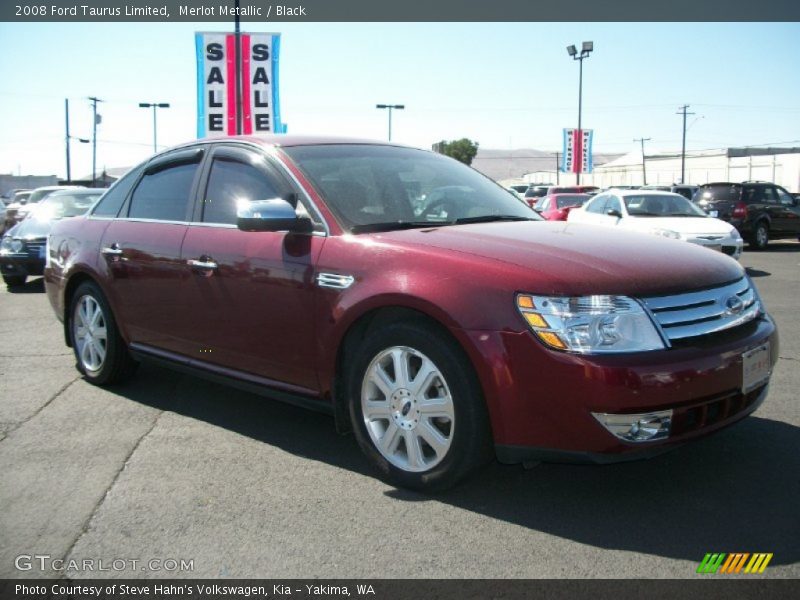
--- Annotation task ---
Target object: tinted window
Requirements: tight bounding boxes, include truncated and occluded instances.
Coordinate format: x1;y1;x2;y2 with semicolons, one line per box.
93;165;144;217
129;162;198;221
203;158;281;224
762;186;777;204
555;194;589;209
698;184;741;203
777;187;794;205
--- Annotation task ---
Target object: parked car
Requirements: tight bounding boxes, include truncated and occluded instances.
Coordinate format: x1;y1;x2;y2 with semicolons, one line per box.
693;181;800;249
522;184;552;208
547;185;599;195
506;184;529;200
3;186;80;231
44;136;776;490
0;188;104;287
533;193;590;221
568;190;744;259
641;184;698;200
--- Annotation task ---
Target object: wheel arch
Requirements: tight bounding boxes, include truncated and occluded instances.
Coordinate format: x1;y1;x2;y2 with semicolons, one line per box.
330;303;488;437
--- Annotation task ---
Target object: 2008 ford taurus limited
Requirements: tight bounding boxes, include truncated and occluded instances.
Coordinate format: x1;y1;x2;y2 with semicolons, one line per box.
44;136;778;490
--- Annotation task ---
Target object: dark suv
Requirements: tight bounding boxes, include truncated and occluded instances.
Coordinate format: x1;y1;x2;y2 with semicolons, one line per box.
694;181;800;249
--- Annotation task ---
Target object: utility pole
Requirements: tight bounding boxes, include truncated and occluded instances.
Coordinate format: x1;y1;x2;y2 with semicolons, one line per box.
65;99;71;183
88;96;103;187
554;151;561;184
677;104;694;184
634;137;651;185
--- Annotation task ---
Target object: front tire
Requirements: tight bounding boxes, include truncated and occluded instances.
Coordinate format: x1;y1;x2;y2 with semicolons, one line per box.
69;281;138;385
750;221;769;250
347;320;491;491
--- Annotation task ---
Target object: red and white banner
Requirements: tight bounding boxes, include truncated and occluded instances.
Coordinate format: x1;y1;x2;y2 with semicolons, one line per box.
561;128;593;174
195;32;284;138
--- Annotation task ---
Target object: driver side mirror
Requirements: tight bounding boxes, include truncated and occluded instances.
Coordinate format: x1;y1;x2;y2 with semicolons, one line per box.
606;208;622;218
236;198;313;233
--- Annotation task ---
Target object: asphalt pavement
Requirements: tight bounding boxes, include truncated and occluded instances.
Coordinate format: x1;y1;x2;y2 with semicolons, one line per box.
1;242;798;579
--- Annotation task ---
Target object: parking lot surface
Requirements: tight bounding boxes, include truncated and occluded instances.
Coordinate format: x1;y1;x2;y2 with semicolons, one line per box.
1;243;798;579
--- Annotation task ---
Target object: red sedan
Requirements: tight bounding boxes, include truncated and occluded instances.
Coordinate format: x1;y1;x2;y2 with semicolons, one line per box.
533;193;590;221
43;136;777;490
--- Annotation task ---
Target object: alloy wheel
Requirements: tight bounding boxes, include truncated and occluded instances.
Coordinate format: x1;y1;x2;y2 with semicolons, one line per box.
361;346;455;473
73;294;108;373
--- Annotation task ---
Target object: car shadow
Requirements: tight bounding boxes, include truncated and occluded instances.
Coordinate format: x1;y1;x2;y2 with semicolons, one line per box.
750;241;800;253
5;277;44;294
745;267;771;278
113;363;799;568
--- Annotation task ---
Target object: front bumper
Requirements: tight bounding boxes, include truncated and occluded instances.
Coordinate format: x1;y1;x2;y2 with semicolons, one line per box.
454;315;778;464
0;254;44;278
685;235;743;260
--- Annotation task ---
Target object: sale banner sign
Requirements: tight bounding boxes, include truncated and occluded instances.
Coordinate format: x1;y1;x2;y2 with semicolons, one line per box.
195;32;284;138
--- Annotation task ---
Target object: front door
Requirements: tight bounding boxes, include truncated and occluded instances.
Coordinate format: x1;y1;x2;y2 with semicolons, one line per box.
179;145;325;392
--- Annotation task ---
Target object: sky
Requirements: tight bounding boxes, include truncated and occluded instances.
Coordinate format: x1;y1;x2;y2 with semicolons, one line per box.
0;21;799;179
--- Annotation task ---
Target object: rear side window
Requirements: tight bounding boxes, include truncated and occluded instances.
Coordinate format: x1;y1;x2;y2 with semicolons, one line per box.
203;158;281;225
92;165;144;217
129;162;198;222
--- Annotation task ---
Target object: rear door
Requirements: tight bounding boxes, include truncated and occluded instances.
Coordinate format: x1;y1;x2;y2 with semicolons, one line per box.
772;186;800;236
179;144;326;392
100;147;204;355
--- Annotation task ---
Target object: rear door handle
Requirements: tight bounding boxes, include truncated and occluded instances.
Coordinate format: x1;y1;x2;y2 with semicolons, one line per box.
187;258;218;270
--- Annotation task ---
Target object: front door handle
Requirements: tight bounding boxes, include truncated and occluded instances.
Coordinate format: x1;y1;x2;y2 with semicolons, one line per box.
101;243;123;256
187;258;218;270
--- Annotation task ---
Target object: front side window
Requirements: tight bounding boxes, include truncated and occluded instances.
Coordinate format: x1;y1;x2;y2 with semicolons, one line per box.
128;162;198;221
585;195;608;214
283;144;538;232
203;158;281;225
606;197;623;215
777;187;794;206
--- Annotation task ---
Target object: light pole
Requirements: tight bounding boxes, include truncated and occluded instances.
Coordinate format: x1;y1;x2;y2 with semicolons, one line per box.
376;104;404;141
566;41;593;185
88;96;103;187
64;99;89;182
139;103;171;153
634;137;651;185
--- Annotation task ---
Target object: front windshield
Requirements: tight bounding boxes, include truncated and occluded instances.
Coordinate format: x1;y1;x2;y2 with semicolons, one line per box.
283;145;540;232
32;192;101;220
556;194;589;209
623;193;707;217
27;188;61;204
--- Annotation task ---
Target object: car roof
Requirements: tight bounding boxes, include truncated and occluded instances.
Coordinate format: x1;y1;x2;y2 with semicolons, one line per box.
610;189;685;197
164;134;401;153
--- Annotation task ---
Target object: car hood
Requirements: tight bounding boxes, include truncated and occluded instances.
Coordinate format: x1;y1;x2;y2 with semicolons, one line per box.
7;216;53;239
372;221;744;297
621;216;737;235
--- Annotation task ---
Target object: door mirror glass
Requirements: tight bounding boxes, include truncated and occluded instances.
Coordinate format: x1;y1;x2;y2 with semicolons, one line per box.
236;198;313;233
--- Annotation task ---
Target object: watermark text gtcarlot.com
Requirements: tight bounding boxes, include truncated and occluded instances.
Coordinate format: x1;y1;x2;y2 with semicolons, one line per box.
15;554;194;572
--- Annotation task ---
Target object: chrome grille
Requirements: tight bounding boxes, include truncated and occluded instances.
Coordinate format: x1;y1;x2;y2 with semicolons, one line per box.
24;239;46;256
641;277;759;342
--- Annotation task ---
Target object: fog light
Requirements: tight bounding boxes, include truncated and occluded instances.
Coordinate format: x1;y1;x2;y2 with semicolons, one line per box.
592;410;672;442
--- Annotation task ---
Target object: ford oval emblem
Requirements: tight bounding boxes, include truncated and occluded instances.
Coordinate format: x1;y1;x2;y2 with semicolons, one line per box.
725;295;745;315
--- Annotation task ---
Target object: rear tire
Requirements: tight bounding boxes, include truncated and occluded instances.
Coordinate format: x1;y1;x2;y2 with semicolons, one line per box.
3;275;26;288
69;281;138;385
347;319;491;491
749;221;769;250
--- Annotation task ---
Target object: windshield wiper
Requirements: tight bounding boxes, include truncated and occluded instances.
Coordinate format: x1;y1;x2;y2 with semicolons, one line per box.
452;215;537;225
350;221;449;234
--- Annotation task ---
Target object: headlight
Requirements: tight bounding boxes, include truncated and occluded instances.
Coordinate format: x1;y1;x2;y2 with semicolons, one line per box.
651;228;681;240
0;236;12;254
516;294;666;354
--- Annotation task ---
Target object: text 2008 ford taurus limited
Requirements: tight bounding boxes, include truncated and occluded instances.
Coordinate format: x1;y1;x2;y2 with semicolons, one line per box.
44;136;778;490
